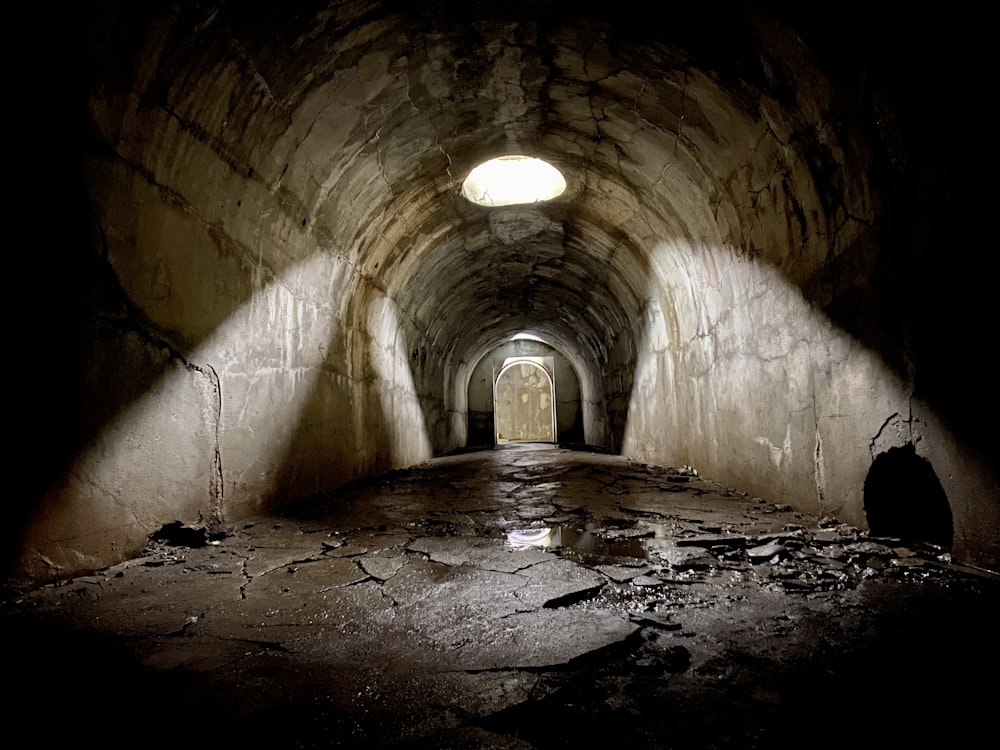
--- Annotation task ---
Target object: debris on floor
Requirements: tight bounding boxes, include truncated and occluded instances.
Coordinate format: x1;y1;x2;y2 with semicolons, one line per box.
3;445;997;749
148;519;229;548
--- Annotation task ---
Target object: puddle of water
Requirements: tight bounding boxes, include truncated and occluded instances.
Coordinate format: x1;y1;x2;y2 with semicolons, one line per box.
507;524;648;562
507;528;556;548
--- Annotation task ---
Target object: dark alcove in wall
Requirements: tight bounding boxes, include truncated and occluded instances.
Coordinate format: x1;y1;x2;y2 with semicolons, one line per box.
864;444;953;549
467;339;585;449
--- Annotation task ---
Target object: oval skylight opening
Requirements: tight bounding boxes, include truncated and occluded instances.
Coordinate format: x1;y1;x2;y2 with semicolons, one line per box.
511;332;547;343
462;155;566;207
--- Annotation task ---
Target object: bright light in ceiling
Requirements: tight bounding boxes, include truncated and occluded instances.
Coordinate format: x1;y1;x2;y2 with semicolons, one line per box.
462;155;566;207
512;332;547;343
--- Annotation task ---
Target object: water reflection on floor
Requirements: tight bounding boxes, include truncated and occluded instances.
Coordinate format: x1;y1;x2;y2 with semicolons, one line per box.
507;524;648;563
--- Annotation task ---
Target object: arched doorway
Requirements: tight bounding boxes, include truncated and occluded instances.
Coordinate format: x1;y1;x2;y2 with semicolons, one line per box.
494;359;556;443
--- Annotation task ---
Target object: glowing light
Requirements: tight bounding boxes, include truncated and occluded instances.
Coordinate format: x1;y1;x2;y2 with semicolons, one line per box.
511;332;547;343
462;155;566;207
507;528;554;549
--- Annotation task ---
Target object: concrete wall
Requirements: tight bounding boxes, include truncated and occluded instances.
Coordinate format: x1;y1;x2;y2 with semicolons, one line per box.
9;2;996;585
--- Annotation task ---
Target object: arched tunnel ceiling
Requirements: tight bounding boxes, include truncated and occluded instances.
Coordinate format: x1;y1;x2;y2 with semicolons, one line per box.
90;0;858;381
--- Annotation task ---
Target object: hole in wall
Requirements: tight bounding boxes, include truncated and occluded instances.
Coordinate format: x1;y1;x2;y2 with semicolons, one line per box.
863;443;953;549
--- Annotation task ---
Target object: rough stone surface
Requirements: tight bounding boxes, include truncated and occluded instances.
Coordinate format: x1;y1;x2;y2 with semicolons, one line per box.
5;446;996;748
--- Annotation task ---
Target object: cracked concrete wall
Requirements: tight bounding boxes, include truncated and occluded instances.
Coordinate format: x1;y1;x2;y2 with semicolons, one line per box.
603;19;999;568
15;317;220;583
12;3;449;585
609;41;999;567
11;1;997;585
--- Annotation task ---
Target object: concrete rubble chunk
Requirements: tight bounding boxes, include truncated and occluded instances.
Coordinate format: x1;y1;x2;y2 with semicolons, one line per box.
811;529;846;543
602;526;654;540
631;575;666;587
817;545;848;560
849;541;898;557
655;545;719;569
748;542;787;562
675;534;749;549
360;555;408;580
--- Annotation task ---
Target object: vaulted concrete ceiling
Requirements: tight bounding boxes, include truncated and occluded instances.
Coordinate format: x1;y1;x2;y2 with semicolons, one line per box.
91;0;866;375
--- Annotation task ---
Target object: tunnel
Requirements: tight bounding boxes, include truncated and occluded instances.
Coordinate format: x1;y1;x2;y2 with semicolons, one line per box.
11;3;998;597
6;3;999;745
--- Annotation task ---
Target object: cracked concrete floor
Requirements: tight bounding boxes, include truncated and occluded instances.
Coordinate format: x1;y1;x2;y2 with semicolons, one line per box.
4;445;997;748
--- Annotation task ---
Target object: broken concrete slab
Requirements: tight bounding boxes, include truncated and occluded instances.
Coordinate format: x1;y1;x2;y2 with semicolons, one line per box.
747;541;788;562
594;563;653;582
653;545;719;569
243;556;370;598
513;557;607;609
408;536;549;570
448;609;639;671
359;553;408;581
4;446;995;750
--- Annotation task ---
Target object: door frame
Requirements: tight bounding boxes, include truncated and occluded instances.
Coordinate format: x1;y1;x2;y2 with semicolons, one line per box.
493;356;557;444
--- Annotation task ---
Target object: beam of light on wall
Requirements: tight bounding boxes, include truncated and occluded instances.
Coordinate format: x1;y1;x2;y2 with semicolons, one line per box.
21;355;219;578
448;358;471;449
24;252;349;580
620;240;919;528
462;156;566;207
193;252;346;513
365;292;433;465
